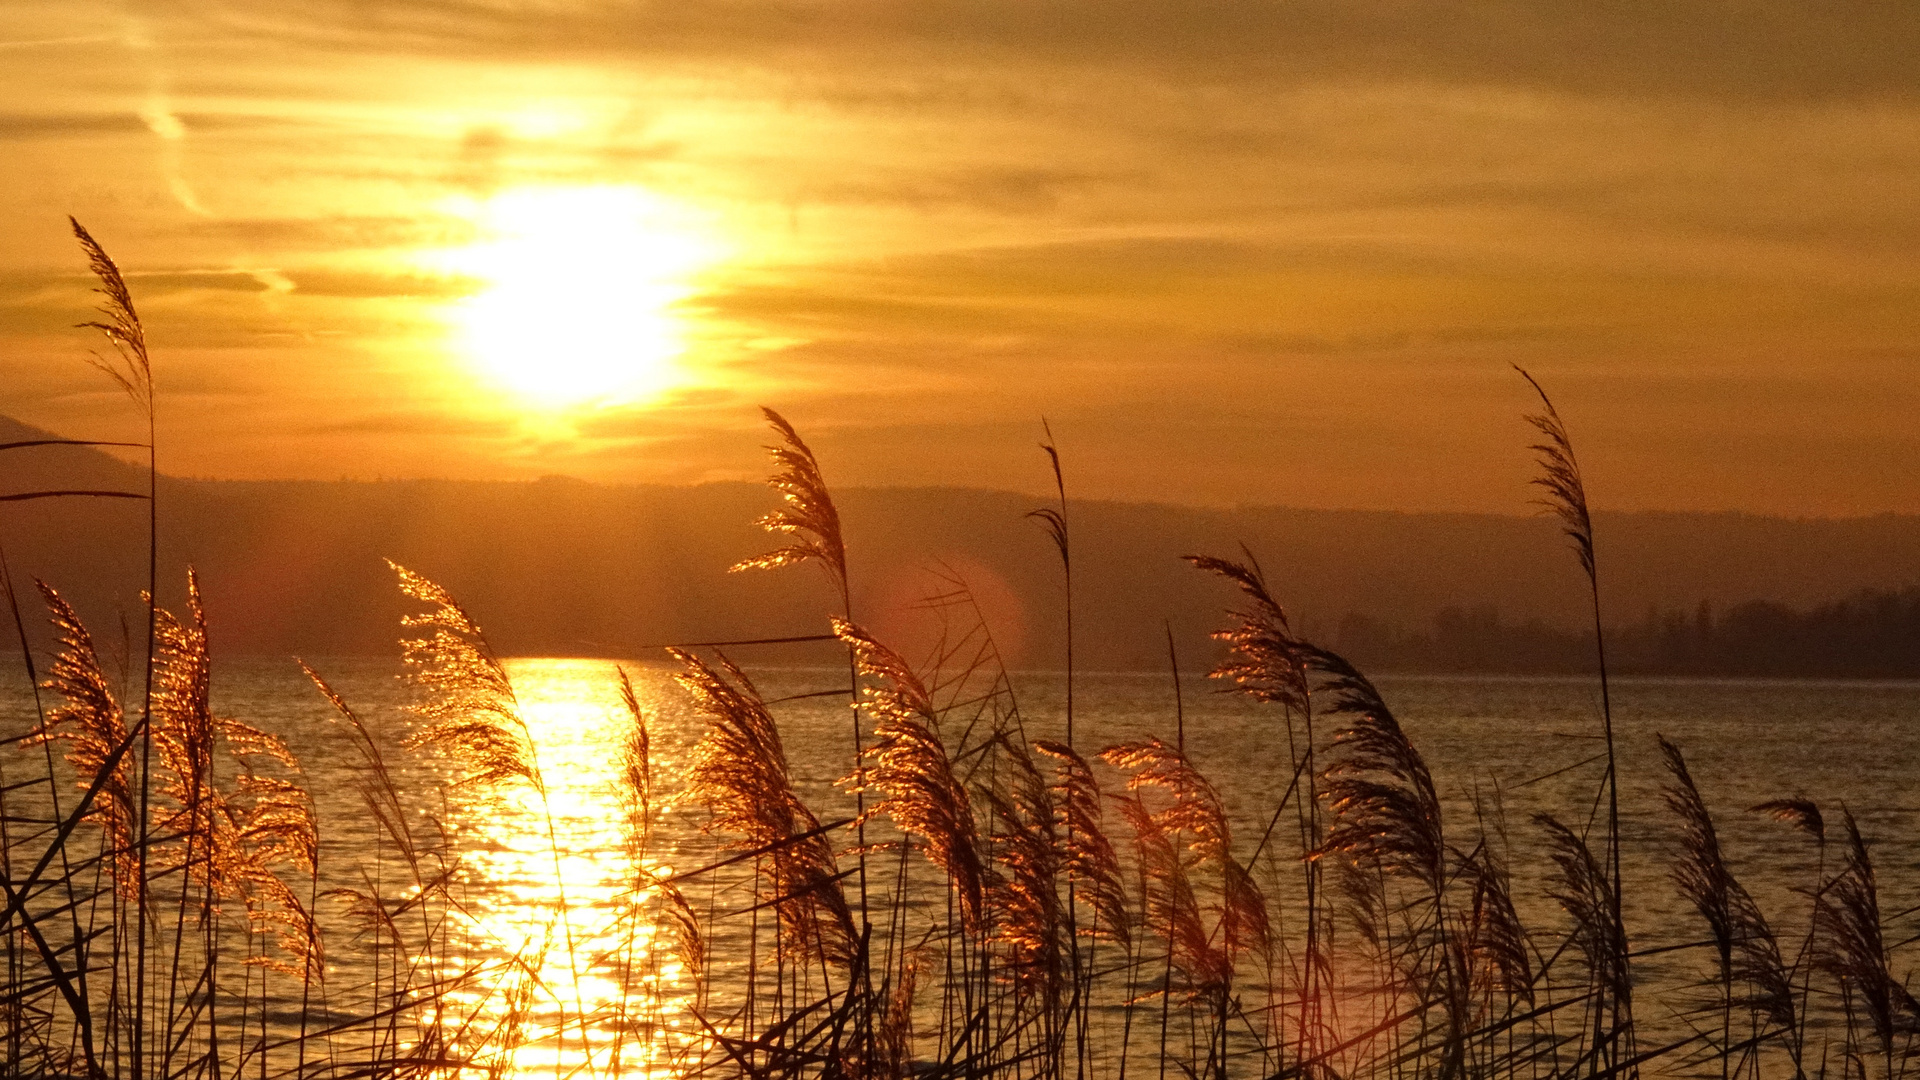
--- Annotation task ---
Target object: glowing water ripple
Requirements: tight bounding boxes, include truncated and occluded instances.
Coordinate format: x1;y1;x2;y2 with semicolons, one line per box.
436;658;697;1079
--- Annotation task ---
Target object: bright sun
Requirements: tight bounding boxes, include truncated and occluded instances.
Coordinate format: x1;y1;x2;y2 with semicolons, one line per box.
439;185;724;409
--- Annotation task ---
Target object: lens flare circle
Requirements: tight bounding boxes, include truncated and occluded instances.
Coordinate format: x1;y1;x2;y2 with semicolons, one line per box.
444;185;721;409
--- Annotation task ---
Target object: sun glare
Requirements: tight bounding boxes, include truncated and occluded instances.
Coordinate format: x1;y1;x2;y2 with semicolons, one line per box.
439;186;724;409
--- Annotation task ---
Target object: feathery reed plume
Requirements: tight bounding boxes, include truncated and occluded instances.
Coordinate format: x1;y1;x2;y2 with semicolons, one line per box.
1310;648;1444;896
1183;554;1308;711
1659;737;1795;1053
617;666;654;857
69;217;161;1080
150;571;225;874
1103;737;1268;964
151;570;320;970
1813;809;1919;1074
1516;366;1630;1068
1307;645;1466;1075
1337;856;1388;959
1750;798;1824;844
1182;553;1327;1071
1027;420;1073;747
29;581;137;889
656;875;708;990
1459;848;1533;1004
1514;368;1593;582
837;618;988;927
985;735;1065;999
676;647;857;967
389;561;540;792
1114;793;1224;993
70;218;152;408
1034;739;1129;947
730;407;847;596
728;406;871;973
879;951;923;1077
1537;813;1630;1062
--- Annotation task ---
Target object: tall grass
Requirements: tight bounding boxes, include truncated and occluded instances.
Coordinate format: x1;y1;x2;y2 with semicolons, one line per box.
3;227;1918;1080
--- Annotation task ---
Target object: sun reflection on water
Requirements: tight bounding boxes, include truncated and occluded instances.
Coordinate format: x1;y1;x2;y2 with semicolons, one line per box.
438;658;694;1079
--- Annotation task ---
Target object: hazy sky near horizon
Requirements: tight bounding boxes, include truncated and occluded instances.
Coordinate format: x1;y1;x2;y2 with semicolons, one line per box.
3;1;1918;514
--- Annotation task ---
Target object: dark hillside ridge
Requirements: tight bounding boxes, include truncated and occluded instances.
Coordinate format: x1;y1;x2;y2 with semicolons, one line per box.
3;415;1918;676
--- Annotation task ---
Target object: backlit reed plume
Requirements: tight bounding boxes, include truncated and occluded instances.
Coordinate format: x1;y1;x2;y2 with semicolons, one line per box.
1103;737;1268;966
1034;739;1129;947
70;217;152;409
616;666;707;998
29;581;136;890
879;951;923;1077
676;647;857;968
389;560;540;792
1659;736;1795;1066
656;876;708;992
836;618;988;927
1812;809;1919;1077
1184;551;1325;1070
151;570;317;970
619;667;653;853
730;407;847;597
984;737;1066;1000
1114;792;1223;993
1183;554;1308;710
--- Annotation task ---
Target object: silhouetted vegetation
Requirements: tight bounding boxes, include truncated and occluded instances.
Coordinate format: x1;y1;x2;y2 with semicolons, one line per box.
1336;590;1920;679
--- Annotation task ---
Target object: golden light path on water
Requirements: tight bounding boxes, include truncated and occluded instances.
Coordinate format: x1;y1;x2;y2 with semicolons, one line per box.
442;658;695;1079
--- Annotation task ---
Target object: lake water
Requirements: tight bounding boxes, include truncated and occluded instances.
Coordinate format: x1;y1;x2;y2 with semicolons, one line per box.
5;657;1917;1078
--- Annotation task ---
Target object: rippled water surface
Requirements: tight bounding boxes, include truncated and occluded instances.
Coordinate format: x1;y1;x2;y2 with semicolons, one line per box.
6;657;1917;1077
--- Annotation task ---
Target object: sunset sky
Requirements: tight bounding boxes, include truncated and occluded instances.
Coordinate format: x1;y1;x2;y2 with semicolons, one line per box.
3;1;1917;514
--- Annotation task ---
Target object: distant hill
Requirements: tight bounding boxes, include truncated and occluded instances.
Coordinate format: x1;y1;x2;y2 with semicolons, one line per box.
3;414;1918;675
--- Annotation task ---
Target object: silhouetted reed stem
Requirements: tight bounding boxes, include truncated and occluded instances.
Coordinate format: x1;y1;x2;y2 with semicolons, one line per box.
1516;366;1633;1070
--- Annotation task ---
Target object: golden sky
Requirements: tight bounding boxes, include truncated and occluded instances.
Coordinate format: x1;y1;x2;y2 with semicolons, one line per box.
3;1;1917;513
